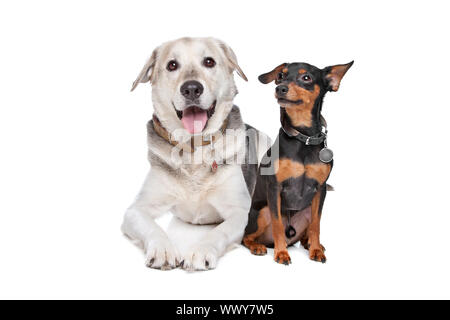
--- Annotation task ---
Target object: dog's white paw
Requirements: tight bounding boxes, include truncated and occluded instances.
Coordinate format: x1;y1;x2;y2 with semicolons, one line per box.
181;243;218;271
145;239;180;271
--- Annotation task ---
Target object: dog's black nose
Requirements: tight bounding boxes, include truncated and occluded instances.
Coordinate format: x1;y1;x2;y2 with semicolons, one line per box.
276;85;289;96
180;81;204;100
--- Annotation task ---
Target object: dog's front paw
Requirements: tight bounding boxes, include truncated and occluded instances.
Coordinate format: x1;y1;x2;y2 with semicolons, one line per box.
145;239;180;270
309;245;327;263
181;243;218;271
248;243;267;256
274;249;291;265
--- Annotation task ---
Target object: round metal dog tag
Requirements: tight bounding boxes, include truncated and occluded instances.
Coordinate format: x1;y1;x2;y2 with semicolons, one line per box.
319;147;333;163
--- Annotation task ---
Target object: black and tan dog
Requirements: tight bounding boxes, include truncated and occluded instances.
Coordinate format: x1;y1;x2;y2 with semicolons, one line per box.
243;61;353;264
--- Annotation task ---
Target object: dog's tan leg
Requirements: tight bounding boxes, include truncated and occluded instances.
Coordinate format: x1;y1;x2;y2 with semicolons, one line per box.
271;192;291;265
308;190;326;263
243;207;270;255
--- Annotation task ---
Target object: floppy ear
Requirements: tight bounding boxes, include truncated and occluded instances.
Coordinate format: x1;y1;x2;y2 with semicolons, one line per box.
130;47;159;92
258;63;288;84
217;41;248;81
323;61;354;92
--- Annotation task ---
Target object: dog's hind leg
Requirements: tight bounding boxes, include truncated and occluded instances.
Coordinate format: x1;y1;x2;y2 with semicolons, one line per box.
300;186;327;252
300;230;325;252
121;171;180;270
243;207;270;255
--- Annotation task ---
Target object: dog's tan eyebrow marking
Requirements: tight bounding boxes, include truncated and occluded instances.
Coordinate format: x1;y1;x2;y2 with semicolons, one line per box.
282;68;288;73
298;69;307;74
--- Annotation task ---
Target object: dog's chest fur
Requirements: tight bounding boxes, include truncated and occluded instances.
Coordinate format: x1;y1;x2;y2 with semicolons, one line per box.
145;106;261;225
170;164;238;224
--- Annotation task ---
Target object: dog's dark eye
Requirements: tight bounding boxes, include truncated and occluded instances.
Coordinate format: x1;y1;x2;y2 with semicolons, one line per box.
301;74;312;83
167;60;178;71
203;57;216;68
277;72;285;81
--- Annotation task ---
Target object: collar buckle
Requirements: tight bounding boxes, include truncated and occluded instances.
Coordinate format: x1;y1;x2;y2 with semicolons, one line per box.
305;137;311;145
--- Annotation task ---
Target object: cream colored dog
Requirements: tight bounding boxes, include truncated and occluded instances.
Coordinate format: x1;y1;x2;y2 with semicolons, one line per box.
122;37;269;271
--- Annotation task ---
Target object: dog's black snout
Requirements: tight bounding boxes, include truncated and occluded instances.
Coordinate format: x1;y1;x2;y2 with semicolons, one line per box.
180;81;204;100
276;85;289;96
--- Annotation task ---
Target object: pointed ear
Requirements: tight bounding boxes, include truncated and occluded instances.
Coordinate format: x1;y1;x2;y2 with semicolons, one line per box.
323;61;354;92
131;47;159;92
216;40;248;81
258;63;288;84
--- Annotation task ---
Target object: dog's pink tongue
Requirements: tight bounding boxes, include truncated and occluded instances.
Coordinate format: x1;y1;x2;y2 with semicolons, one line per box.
181;107;208;134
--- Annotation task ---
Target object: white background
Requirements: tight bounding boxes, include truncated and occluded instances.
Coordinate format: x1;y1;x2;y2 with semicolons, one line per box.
0;0;449;299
